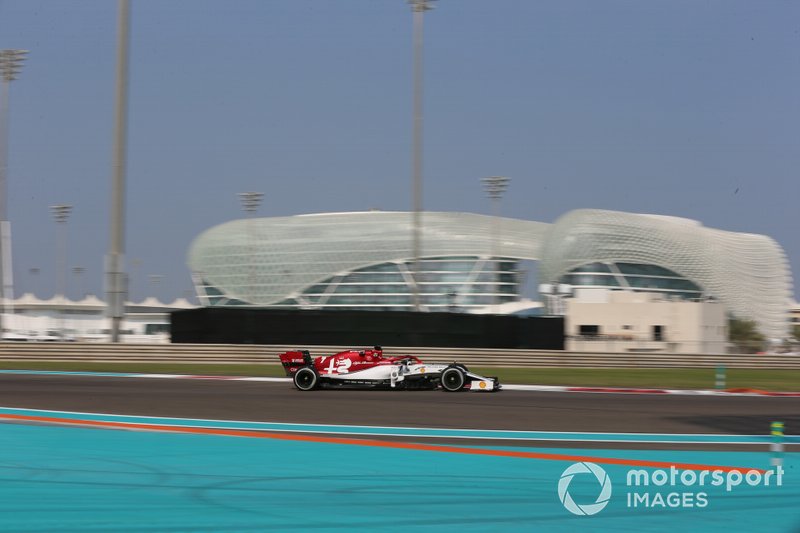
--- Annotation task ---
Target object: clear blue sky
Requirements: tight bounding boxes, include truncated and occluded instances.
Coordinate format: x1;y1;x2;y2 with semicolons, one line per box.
1;0;797;303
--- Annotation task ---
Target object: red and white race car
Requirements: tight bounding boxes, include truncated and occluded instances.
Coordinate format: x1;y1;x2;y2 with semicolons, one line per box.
279;346;500;392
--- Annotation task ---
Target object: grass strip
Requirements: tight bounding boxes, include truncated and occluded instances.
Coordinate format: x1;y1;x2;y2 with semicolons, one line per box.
0;361;798;392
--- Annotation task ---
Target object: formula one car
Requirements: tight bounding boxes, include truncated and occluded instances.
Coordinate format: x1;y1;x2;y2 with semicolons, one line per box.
279;346;500;392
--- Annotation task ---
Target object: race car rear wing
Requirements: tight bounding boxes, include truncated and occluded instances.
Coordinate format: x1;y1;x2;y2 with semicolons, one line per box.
279;350;313;376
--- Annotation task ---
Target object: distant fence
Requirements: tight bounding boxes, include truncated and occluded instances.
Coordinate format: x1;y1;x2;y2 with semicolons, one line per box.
0;342;799;369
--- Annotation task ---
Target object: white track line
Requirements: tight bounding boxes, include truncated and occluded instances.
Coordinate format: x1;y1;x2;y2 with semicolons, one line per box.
133;374;800;397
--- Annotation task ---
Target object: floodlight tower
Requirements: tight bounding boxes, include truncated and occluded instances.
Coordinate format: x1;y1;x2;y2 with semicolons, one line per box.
51;204;73;337
72;266;86;300
51;204;73;297
482;176;511;312
0;49;28;335
148;274;164;300
106;0;130;342
239;192;263;305
239;192;263;214
408;0;434;312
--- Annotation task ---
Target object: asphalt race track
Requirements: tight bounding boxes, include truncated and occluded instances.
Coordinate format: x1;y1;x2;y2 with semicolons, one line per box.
1;373;798;437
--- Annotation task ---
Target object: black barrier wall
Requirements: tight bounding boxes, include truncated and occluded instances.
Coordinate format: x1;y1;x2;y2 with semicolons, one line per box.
170;309;564;350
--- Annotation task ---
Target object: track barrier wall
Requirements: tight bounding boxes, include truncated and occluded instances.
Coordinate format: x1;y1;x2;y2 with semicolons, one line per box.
170;308;565;349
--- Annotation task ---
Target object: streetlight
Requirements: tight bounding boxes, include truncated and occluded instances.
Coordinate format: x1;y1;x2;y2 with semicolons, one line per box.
0;49;28;335
408;0;434;312
239;192;263;305
482;176;511;312
51;204;72;338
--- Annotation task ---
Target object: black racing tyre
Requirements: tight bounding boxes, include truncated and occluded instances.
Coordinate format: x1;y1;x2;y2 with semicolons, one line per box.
293;366;319;391
440;366;466;392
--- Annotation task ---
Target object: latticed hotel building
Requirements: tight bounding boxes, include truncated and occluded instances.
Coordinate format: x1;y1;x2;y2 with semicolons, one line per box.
187;209;793;339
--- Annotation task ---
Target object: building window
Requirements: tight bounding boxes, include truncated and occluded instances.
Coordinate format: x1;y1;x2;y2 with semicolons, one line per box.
558;262;703;300
653;325;665;341
579;325;600;337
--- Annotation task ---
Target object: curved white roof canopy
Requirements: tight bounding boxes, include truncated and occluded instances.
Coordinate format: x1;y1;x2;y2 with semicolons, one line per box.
538;210;792;339
188;211;547;304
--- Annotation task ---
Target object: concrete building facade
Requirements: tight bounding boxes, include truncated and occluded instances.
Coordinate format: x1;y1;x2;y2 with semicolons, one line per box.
566;289;727;354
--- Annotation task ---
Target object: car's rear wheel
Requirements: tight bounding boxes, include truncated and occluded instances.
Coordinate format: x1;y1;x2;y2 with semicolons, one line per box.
440;366;466;392
294;367;319;391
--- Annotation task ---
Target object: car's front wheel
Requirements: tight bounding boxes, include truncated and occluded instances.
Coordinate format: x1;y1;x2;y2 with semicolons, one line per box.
293;367;319;391
440;366;466;392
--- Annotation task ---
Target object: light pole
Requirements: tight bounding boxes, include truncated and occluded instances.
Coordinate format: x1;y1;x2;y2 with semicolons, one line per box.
0;49;28;335
106;0;130;342
239;192;263;306
51;204;72;337
482;176;511;312
408;0;433;312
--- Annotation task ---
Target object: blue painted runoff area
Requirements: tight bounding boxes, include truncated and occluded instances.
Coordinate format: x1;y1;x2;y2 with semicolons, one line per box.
0;416;798;531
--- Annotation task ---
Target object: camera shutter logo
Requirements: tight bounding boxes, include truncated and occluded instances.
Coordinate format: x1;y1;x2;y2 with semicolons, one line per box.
558;462;613;516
